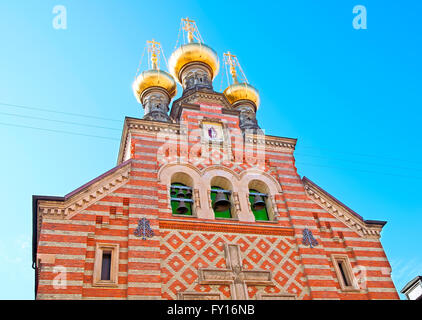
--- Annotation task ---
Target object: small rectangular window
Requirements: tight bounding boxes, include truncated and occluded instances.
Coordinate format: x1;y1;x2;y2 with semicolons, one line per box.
93;243;119;287
101;252;112;281
331;254;358;291
337;260;351;287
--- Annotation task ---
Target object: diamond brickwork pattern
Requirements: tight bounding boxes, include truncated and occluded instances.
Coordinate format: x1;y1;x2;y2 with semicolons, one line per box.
160;229;308;300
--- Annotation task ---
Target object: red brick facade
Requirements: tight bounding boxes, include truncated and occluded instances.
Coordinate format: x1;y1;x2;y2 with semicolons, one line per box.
32;89;399;300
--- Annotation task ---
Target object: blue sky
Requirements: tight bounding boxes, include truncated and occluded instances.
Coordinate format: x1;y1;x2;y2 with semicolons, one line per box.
0;1;421;299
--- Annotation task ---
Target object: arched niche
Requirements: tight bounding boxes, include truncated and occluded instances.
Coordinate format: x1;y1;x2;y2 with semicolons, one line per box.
202;167;240;220
240;169;283;221
158;163;201;189
158;164;202;216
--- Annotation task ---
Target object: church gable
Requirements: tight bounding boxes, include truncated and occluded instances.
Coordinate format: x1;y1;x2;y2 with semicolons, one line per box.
302;177;385;239
36;159;132;222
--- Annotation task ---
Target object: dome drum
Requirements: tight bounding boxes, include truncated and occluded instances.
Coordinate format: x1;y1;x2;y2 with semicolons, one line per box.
231;99;258;113
179;62;214;92
139;87;172;122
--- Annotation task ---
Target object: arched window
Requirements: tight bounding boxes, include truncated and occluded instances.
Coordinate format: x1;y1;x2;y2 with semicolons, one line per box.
249;189;269;221
211;186;232;218
170;183;193;215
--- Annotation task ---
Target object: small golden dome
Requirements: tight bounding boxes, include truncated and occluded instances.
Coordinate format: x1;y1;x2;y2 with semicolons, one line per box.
132;69;177;103
223;83;260;109
168;43;219;83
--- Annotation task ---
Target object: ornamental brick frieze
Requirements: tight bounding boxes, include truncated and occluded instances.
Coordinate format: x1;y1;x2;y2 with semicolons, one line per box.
303;180;382;239
159;218;294;236
244;135;296;152
172;91;232;112
38;163;131;220
118;117;296;165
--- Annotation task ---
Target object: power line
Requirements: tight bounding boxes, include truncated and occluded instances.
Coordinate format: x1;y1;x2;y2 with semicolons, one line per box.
0;121;119;141
2;101;421;177
295;152;422;172
2;101;420;166
0;111;121;131
298;144;422;165
296;161;422;181
0;102;123;123
0;119;419;180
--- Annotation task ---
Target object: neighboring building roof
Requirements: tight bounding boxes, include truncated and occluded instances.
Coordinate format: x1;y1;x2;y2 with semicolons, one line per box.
401;276;422;294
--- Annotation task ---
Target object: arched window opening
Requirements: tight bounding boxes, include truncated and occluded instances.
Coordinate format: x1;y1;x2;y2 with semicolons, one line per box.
211;186;232;218
249;189;269;221
170;183;193;215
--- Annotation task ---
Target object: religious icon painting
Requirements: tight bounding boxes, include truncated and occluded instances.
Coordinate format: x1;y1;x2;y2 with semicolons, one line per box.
202;121;224;143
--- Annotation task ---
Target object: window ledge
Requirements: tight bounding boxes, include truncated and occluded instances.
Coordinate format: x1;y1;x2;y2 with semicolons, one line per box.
340;286;361;293
172;214;196;218
92;281;118;288
255;220;278;224
215;217;238;221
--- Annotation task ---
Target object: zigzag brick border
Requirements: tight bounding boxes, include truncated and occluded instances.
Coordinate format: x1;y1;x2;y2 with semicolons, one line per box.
159;218;295;236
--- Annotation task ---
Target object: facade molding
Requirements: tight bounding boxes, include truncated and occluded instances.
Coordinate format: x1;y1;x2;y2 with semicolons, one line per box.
159;218;295;236
303;177;384;239
37;160;131;221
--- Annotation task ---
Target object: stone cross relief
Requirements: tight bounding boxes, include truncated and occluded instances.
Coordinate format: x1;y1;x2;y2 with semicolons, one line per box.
179;243;274;300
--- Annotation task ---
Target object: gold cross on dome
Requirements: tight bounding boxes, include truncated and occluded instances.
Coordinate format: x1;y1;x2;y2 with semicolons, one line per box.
182;17;197;43
224;51;239;84
147;39;161;70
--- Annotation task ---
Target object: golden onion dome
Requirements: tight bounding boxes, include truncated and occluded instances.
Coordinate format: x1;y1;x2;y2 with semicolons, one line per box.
132;69;177;103
168;42;219;83
223;82;260;109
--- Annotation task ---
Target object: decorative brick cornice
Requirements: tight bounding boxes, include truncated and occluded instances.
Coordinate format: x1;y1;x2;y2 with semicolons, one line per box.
303;177;384;239
117;117;183;163
118;116;297;164
125;117;181;134
170;90;233;120
245;133;297;151
37;160;131;220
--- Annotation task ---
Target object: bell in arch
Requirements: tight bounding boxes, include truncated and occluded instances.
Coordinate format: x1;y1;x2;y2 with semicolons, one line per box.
176;190;185;199
176;200;189;214
213;191;231;212
252;194;266;211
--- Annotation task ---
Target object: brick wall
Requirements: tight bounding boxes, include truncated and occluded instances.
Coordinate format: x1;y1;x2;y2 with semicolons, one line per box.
34;96;398;300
